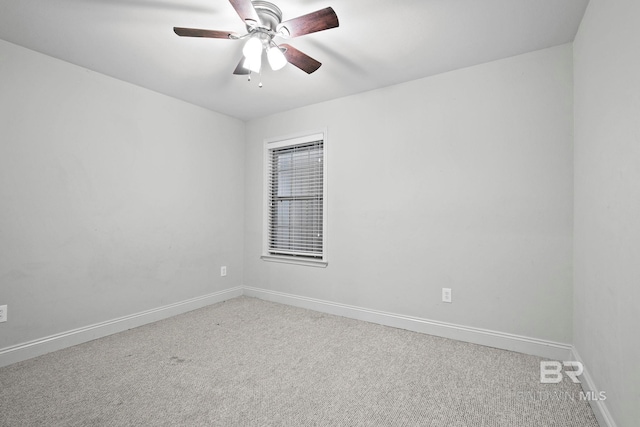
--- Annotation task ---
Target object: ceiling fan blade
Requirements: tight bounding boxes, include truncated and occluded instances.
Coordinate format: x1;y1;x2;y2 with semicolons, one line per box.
277;7;339;38
280;44;321;74
229;0;260;25
233;57;250;75
174;27;234;39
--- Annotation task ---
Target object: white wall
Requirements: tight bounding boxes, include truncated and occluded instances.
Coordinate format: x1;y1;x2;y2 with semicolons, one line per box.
573;0;640;425
0;39;245;349
244;44;574;344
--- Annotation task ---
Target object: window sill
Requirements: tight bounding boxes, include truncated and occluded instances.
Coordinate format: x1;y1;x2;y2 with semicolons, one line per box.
261;255;328;268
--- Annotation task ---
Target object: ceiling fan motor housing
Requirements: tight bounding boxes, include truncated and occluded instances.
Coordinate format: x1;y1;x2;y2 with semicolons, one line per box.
249;1;283;31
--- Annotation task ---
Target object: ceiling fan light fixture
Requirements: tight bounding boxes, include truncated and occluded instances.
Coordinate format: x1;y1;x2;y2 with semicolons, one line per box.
242;36;262;59
267;44;287;70
243;54;262;73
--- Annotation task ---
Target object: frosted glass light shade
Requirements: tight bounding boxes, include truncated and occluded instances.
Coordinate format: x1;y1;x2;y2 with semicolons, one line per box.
242;37;262;59
243;55;261;73
267;46;287;70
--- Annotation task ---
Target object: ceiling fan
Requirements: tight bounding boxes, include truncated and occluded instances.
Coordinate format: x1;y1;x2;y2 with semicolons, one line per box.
174;0;339;78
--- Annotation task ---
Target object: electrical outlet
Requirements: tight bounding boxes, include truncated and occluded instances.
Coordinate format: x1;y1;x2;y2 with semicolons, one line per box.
0;305;7;322
220;266;227;277
442;288;452;303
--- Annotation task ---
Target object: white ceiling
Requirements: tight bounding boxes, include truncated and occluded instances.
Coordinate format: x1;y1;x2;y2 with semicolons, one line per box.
0;0;589;121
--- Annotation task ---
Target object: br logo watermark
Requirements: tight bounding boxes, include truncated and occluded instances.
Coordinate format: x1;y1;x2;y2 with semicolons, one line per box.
540;361;583;384
531;361;607;402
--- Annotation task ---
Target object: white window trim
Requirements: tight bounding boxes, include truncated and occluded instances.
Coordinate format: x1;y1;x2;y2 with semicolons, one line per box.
261;129;328;268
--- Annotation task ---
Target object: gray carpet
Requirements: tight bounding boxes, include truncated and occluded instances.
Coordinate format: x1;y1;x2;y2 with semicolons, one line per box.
0;296;598;426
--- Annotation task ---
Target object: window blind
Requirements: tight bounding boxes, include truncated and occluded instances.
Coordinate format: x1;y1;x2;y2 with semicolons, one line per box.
267;139;324;258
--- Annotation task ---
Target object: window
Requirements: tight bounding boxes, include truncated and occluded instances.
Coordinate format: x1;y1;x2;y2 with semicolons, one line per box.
262;131;327;267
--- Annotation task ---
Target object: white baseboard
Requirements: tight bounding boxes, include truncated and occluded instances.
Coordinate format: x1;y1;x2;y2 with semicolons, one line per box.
0;287;243;368
2;284;614;427
243;286;573;360
571;347;618;427
0;285;573;369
